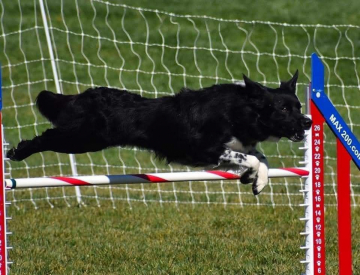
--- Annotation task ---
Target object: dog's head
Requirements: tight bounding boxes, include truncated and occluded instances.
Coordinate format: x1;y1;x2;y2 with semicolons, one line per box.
243;70;312;142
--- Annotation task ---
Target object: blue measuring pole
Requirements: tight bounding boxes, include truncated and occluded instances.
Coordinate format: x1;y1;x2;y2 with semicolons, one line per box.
311;53;360;169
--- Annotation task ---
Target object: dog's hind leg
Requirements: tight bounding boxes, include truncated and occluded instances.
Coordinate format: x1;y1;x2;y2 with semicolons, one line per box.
6;128;107;161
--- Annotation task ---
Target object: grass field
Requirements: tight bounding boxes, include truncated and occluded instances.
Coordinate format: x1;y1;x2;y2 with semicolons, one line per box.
1;0;360;274
8;205;360;274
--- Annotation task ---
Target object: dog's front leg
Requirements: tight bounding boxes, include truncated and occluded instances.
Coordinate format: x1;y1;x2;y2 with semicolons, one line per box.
248;149;269;195
218;149;269;195
218;149;260;187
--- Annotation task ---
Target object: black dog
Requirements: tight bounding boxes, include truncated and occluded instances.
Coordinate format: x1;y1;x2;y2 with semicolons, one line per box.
6;71;312;195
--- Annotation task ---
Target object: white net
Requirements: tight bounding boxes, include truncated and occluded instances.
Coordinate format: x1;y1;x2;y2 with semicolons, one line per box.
1;0;359;209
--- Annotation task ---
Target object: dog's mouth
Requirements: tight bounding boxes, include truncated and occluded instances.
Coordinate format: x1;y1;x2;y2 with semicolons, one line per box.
289;132;305;142
287;117;312;142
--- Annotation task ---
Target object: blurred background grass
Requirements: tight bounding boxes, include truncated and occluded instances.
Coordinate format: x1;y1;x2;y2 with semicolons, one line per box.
1;0;360;274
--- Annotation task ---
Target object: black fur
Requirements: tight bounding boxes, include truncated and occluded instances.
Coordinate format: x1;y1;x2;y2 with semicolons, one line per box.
7;71;312;168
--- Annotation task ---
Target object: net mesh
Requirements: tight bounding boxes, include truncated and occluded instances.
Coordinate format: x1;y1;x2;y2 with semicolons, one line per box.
1;0;359;209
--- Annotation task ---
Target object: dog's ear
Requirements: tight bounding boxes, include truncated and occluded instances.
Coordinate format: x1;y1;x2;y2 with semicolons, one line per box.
280;70;298;93
243;74;266;94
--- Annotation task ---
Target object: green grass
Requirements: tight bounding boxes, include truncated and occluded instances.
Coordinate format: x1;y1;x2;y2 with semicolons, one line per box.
1;0;360;274
116;0;360;26
8;204;360;274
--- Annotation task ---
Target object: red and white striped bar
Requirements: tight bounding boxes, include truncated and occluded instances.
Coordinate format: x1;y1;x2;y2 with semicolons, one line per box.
5;167;308;189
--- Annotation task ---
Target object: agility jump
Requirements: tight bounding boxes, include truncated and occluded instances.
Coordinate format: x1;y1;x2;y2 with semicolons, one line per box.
0;53;359;275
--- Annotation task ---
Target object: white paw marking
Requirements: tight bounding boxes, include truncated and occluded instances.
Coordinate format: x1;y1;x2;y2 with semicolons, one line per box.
252;162;269;195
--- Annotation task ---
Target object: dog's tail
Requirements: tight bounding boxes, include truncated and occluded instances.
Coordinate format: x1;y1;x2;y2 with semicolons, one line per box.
36;90;71;124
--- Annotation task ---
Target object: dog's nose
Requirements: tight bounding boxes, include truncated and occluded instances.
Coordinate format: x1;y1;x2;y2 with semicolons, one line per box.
302;117;312;129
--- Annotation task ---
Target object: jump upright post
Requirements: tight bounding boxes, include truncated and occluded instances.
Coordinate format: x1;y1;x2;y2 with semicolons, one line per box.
299;52;359;275
310;53;360;275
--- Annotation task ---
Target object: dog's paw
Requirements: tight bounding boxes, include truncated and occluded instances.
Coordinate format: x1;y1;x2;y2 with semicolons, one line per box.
252;162;269;195
6;147;25;161
240;168;256;184
6;140;31;161
252;177;267;195
6;147;17;160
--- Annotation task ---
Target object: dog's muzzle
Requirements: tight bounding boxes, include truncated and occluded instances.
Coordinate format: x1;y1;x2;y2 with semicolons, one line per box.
289;117;312;142
301;117;313;130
